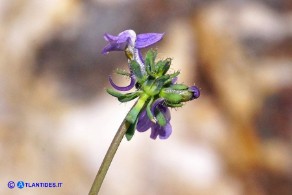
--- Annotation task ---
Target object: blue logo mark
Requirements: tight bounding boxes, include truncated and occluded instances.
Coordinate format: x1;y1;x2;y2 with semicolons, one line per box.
8;181;15;189
17;181;25;189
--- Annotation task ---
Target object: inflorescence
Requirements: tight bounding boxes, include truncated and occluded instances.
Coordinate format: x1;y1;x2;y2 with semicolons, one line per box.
102;30;200;140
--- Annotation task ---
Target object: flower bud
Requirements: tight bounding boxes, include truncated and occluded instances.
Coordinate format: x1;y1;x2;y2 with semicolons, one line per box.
188;86;200;99
159;84;200;104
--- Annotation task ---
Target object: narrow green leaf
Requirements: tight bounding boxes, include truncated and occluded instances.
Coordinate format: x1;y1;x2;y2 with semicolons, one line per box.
169;71;180;79
146;97;155;122
106;88;124;98
145;49;157;77
153;75;170;93
164;71;180;85
118;91;140;102
155;58;171;77
126;94;148;124
107;89;140;103
125;118;138;141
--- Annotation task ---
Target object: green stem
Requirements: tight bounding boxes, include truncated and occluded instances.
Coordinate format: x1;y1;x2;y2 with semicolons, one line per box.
126;93;149;124
88;113;131;195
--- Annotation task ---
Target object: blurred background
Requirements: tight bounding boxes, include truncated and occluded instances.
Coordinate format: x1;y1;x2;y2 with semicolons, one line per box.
0;0;292;194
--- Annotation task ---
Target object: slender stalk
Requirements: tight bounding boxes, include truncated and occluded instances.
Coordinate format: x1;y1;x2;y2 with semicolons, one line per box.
88;114;131;195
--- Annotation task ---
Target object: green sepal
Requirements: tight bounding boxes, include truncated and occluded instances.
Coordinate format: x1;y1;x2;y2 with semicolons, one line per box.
142;79;160;96
125;119;138;141
118;92;140;102
156;111;167;126
166;102;183;108
160;85;193;104
146;97;155;121
170;84;188;90
142;79;155;95
179;90;193;102
106;88;124;98
142;75;169;96
153;75;170;93
126;94;148;124
159;88;183;104
125;94;148;140
130;60;147;83
156;74;171;83
155;58;171;77
164;71;180;85
169;71;180;78
106;88;140;103
145;49;157;77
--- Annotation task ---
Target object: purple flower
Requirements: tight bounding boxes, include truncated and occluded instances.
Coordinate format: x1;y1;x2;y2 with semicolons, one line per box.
137;98;172;140
102;29;164;92
102;30;136;54
102;30;164;70
102;29;164;55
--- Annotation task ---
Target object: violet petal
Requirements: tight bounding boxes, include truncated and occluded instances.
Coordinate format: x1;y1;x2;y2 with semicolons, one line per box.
108;76;135;91
150;98;171;122
158;123;172;139
117;30;136;46
157;105;171;122
102;30;136;54
189;86;200;99
137;110;153;132
104;33;117;42
102;42;127;54
138;50;144;63
135;33;164;48
150;98;164;114
150;125;160;139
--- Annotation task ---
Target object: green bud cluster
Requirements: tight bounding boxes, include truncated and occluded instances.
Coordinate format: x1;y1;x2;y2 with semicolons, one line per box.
107;49;198;140
107;49;197;107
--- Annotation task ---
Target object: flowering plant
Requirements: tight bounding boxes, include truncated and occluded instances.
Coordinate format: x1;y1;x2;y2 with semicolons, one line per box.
89;30;200;194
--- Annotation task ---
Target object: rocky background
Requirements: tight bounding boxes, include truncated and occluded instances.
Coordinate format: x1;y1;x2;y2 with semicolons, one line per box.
0;0;292;194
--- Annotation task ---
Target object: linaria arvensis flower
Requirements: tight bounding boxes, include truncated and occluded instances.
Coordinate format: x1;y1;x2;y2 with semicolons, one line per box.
102;29;200;140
